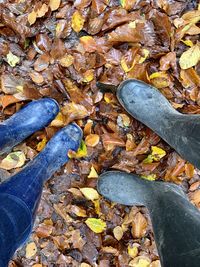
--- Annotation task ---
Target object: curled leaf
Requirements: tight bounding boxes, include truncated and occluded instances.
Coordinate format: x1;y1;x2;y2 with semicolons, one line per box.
85;218;106;233
85;134;100;147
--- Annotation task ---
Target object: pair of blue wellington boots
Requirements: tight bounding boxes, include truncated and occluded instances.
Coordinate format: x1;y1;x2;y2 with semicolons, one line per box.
0;98;82;266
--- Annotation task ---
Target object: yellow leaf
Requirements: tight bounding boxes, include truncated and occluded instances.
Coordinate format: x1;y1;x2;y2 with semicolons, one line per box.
26;242;37;258
113;226;124;241
139;49;149;64
128;245;138;258
71;10;85;33
6;51;20;67
149;71;170;88
59;54;74;67
37;137;47;152
28;10;37;25
80;187;99;201
50;112;65;127
93;199;100;215
181;39;194;47
68;140;87;159
129;258;151;267
49;0;61;11
151;146;166;161
88;166;98;178
179;44;200;69
0;151;26;170
82;69;94;82
141;174;157;181
121;57;135;73
85;218;106;233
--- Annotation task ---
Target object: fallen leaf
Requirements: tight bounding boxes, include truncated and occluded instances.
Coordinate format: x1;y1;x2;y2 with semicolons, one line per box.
179;44;200;69
59;54;74;67
88;166;98;178
68;140;88;159
128;245;138;258
80;187;99;201
85;134;100;147
71;205;87;217
6;51;20;67
29;71;44;84
149;72;171;88
26;242;37;258
80;36;97;52
141;174;157;181
82;69;94;83
80;263;91;267
113;226;124;241
85;218;106;233
50;112;65;127
0;151;26;170
120;0;137;10
36;137;47;152
62;102;89;124
28;11;37;25
139;49;150;64
71;10;85;33
129;256;151;267
49;0;61;11
151;146;166;161
34;54;50;72
37;3;49;18
131;212;147;239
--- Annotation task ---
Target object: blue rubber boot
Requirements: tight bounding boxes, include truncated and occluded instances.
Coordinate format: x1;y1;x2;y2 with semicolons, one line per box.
0;124;82;266
0;98;59;155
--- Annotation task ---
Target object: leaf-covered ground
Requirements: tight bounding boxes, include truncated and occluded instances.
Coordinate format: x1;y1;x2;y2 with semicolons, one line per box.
0;0;200;266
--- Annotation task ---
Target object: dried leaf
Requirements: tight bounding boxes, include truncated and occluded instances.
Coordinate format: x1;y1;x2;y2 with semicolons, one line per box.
85;134;100;147
85;218;106;233
71;10;85;33
29;71;44;84
37;137;47;152
37;3;49;18
80;36;97;53
0;151;26;170
6;51;20;67
49;0;61;11
25;242;37;258
34;54;50;72
82;69;94;83
120;0;137;10
80;263;91;267
128;245;138;258
80;187;99;201
59;54;74;67
68;140;87;159
113;226;124;241
179;44;200;69
50;112;65;127
28;11;37;25
131;212;147;238
149;72;171;88
129;256;151;267
151;146;166;161
71;205;87;217
62;102;89;124
88;166;98;178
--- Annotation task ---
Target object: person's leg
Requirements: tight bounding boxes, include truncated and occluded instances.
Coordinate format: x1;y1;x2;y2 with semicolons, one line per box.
0;124;82;266
98;171;200;267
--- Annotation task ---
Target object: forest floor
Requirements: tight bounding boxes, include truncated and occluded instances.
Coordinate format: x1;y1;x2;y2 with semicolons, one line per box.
0;0;200;266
